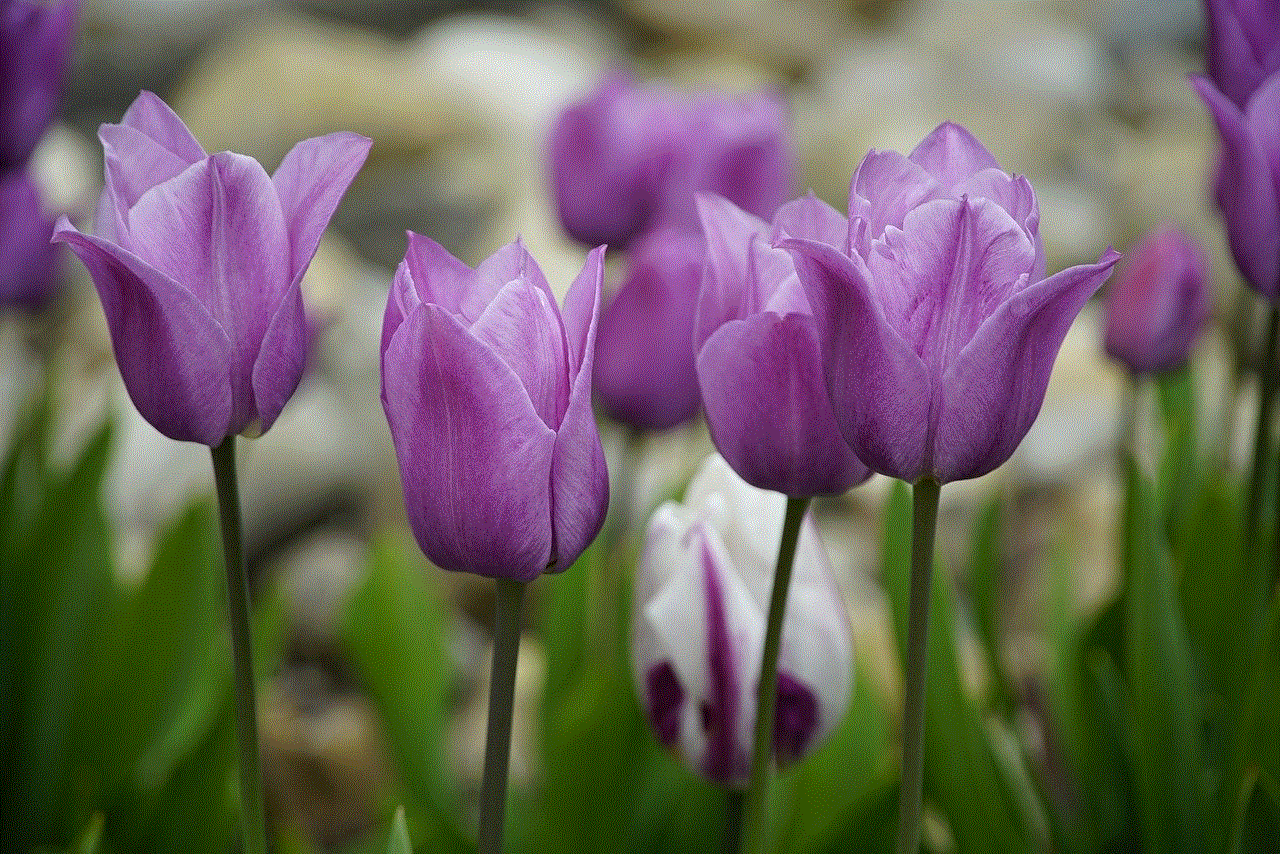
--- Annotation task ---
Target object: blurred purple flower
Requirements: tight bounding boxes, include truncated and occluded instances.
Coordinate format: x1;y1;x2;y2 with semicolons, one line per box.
0;169;56;308
632;454;853;786
786;122;1119;484
1104;225;1211;375
1204;0;1280;110
695;192;871;496
54;91;370;445
548;74;794;248
593;228;704;431
381;234;609;580
1;0;79;169
1192;72;1280;301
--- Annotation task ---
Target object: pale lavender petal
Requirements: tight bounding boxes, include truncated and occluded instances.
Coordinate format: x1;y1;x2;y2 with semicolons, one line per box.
381;256;420;355
772;192;847;249
1192;74;1280;298
697;312;870;496
460;238;557;324
272;131;371;287
100;91;206;209
908;121;1001;189
125;152;291;432
868;196;1036;371
470;277;570;430
1246;72;1280;186
953;169;1044;281
549;247;609;571
251;278;307;433
695;193;769;345
403;231;469;318
934;249;1120;483
785;238;932;482
848;149;942;245
52;219;233;445
381;303;557;579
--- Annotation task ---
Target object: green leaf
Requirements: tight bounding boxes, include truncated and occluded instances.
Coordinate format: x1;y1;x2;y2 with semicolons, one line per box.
1121;460;1208;854
387;806;413;854
339;536;458;825
71;813;104;854
967;495;1016;714
1154;367;1198;547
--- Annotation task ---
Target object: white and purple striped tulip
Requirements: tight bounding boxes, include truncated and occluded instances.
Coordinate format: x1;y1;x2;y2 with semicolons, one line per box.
632;454;853;786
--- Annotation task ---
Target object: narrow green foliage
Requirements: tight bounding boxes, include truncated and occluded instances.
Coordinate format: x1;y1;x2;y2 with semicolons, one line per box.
387;807;413;854
967;496;1016;714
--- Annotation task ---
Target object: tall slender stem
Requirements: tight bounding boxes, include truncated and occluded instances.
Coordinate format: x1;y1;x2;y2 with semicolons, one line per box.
478;577;526;854
895;478;941;854
210;438;267;854
1246;305;1279;558
740;495;811;854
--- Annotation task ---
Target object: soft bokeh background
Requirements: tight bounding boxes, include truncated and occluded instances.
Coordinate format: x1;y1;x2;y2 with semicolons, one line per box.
1;0;1256;850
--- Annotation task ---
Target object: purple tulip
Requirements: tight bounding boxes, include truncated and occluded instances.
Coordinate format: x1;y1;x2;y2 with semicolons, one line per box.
1;0;79;169
695;192;871;496
381;234;609;580
1104;225;1211;375
0;169;56;308
547;74;794;248
633;454;853;786
1204;0;1280;110
1191;72;1280;301
53;91;370;445
785;122;1120;484
593;228;704;431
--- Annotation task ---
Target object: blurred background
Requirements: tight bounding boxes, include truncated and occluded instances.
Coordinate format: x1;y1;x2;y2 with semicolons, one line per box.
0;0;1253;851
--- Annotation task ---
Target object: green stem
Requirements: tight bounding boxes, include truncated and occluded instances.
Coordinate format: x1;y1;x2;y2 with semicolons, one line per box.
724;789;745;854
210;438;267;854
740;495;811;854
895;478;941;854
1119;376;1139;462
1246;305;1279;559
478;577;527;854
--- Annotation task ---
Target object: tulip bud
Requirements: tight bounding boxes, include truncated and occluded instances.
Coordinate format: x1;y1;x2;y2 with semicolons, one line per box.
1191;72;1280;301
786;122;1119;484
547;75;794;248
0;169;56;308
696;192;870;496
381;234;609;580
53;91;370;445
1203;0;1280;110
1103;225;1211;375
1;0;79;170
633;454;853;786
593;228;704;431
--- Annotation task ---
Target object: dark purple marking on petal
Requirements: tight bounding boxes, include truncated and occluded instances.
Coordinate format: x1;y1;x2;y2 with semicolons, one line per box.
773;671;819;764
644;660;684;747
699;537;747;784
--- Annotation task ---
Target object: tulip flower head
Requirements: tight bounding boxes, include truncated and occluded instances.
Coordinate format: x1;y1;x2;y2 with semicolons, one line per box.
1203;0;1280;110
696;192;871;496
548;74;794;248
0;169;56;308
633;454;853;786
785;122;1119;484
1104;225;1211;375
1;0;79;170
1192;72;1280;301
381;235;609;580
54;91;371;445
594;228;705;431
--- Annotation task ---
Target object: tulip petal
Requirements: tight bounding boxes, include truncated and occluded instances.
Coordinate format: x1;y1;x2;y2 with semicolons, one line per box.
1205;0;1275;108
0;0;79;167
459;238;558;324
402;230;470;319
848;150;942;246
1192;74;1280;298
772;192;847;249
250;278;306;434
125;152;291;432
869;196;1037;371
934;248;1120;483
382;303;557;579
549;247;609;571
1246;72;1280;186
381;258;418;355
697;312;869;496
909;121;1001;188
695;193;769;346
785;237;932;481
272;131;372;287
52;219;233;444
100;91;206;210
